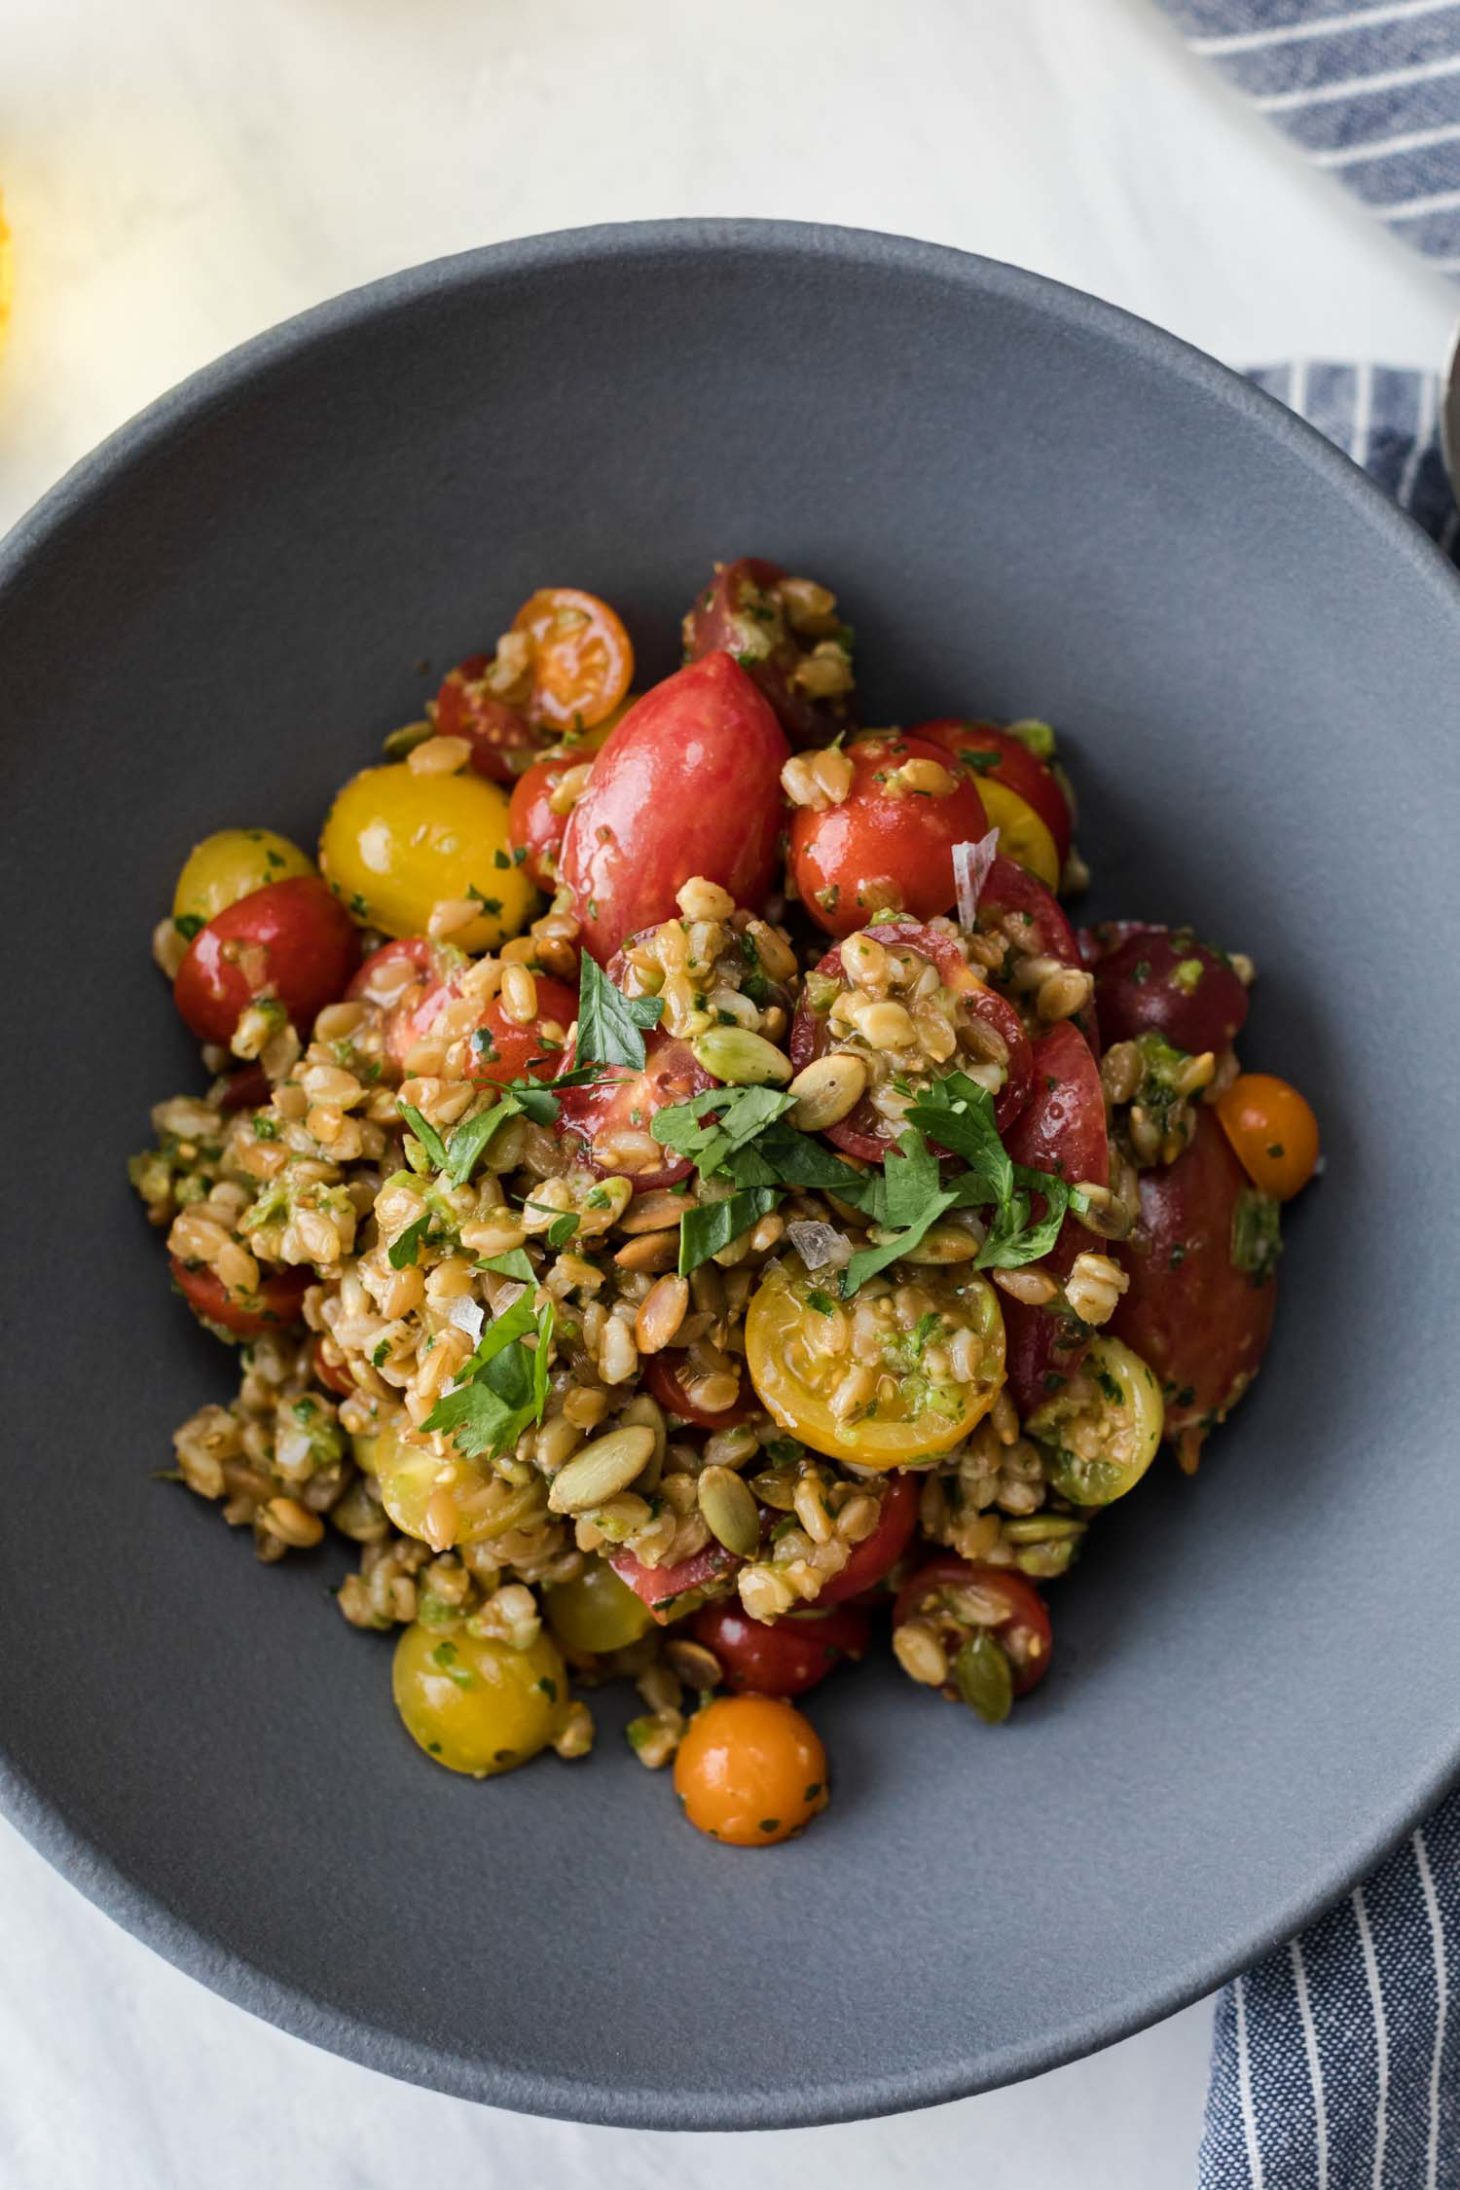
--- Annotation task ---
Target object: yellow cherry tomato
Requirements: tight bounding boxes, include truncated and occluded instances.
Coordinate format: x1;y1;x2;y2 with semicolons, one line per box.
674;1694;828;1846
172;828;314;930
1216;1072;1320;1202
976;777;1061;891
1027;1335;1164;1507
544;1558;654;1655
352;1425;547;1551
745;1259;1005;1468
393;1617;567;1777
319;762;534;947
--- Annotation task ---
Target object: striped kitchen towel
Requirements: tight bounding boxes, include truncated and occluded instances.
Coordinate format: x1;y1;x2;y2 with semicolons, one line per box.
1159;0;1460;272
1200;358;1459;2185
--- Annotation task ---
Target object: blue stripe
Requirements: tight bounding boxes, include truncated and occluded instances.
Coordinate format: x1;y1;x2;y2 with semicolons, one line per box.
1221;14;1460;100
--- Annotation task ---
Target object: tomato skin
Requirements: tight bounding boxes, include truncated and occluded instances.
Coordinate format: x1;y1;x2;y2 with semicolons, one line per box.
791;734;988;938
999;1020;1110;1415
173;875;360;1046
644;1351;759;1429
913;720;1072;865
173;828;315;929
507;755;575;889
609;1540;741;1624
814;1469;921;1605
348;938;441;1074
673;1694;828;1846
560;654;788;963
312;1335;355;1397
690;1601;871;1697
893;1555;1052;1698
682;557;854;748
460;979;579;1086
432;655;542;784
789;922;1033;1154
217;1061;271;1112
319;763;533;949
1216;1073;1319;1202
352;939;574;1086
1083;924;1248;1056
557;1030;714;1191
512;588;634;732
1110;1106;1278;1461
171;1256;310;1339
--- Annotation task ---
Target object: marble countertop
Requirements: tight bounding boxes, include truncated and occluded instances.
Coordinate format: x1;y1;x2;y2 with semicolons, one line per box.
1;2;1452;2183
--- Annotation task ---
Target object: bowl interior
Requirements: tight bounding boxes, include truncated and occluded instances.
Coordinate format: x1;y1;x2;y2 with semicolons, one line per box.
2;223;1458;2128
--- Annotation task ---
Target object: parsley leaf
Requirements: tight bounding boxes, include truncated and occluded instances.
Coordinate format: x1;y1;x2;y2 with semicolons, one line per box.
975;1169;1070;1269
387;1213;431;1269
398;1101;450;1172
679;1188;779;1275
903;1073;1013;1205
651;1085;795;1179
576;953;664;1069
477;1247;536;1282
422;1294;555;1460
880;1127;943;1229
443;1097;518;1186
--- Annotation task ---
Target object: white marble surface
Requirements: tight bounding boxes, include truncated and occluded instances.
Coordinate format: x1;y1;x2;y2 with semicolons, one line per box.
1;2;1454;2184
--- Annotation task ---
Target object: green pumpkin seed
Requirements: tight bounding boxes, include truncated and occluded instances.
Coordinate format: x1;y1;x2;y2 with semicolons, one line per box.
691;1026;793;1087
1013;1538;1081;1579
1001;1514;1086;1543
953;1631;1014;1724
697;1464;761;1557
546;1425;656;1515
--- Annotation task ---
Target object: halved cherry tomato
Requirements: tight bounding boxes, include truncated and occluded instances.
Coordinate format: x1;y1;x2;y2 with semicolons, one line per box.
1111;1106;1279;1469
432;655;542;784
512;588;634;733
459;981;579;1087
556;1031;714;1190
312;1335;355;1398
814;1468;921;1605
1216;1072;1319;1202
170;1256;310;1339
673;1694;828;1846
999;1020;1110;1415
561;654;788;963
790;733;988;938
913;719;1072;867
681;557;855;748
644;1351;759;1429
507;755;577;889
351;939;576;1087
173;875;360;1047
789;920;1033;1156
745;1260;1006;1468
1082;923;1248;1057
893;1555;1052;1705
690;1601;871;1697
609;1540;740;1623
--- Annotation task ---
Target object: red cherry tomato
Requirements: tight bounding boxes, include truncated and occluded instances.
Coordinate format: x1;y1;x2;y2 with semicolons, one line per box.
789;921;1033;1158
560;654;789;963
1082;923;1248;1057
351;939;575;1086
690;1601;871;1697
173;876;360;1047
217;1062;271;1112
977;853;1099;1051
507;755;576;890
349;938;442;1074
460;980;579;1087
893;1555;1052;1698
170;1256;310;1339
1000;1021;1110;1415
912;719;1072;865
556;1030;714;1191
681;557;855;748
608;1541;740;1624
814;1468;922;1606
433;654;541;785
790;733;988;938
644;1351;759;1429
312;1336;355;1398
1110;1106;1278;1469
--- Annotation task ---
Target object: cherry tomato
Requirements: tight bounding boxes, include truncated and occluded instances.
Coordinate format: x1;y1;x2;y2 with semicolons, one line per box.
512;587;634;732
608;1541;741;1623
312;1335;355;1398
789;921;1033;1157
893;1555;1052;1713
217;1061;271;1112
172;828;315;931
913;719;1072;868
348;938;444;1074
977;854;1088;988
1216;1072;1319;1202
544;1558;655;1655
644;1351;759;1429
999;1020;1110;1415
790;733;988;938
691;1601;871;1698
681;557;855;748
1110;1106;1279;1468
557;1030;714;1191
432;654;542;785
745;1260;1005;1468
368;943;577;1087
1026;1334;1164;1505
507;754;578;889
1082;924;1248;1057
319;762;534;948
561;654;788;963
173;875;360;1046
170;1256;310;1339
673;1694;828;1846
392;1619;567;1777
814;1469;921;1605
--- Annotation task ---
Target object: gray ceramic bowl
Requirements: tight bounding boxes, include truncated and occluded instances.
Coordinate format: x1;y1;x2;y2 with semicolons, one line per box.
1;220;1458;2130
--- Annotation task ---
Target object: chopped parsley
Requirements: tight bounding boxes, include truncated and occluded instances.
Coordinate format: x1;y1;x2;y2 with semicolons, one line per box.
576;951;664;1070
422;1291;556;1460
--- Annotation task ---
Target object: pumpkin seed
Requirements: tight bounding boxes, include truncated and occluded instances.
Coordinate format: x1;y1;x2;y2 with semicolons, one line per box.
665;1638;723;1690
697;1464;761;1557
787;1053;867;1131
546;1425;657;1515
1002;1514;1086;1544
691;1025;793;1087
953;1631;1014;1724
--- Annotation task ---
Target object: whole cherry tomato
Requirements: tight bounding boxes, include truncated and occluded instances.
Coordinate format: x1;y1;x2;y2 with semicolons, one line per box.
893;1555;1052;1709
556;1031;714;1190
913;719;1072;867
432;655;542;784
173;875;360;1047
1215;1073;1319;1203
789;920;1033;1157
512;588;634;732
1111;1106;1279;1469
319;762;532;949
673;1694;829;1846
312;1335;355;1398
560;654;788;963
814;1468;921;1605
999;1020;1110;1415
1082;923;1248;1057
348;938;442;1073
608;1541;741;1623
172;828;315;931
351;939;575;1085
644;1351;760;1429
507;754;578;889
690;1601;871;1697
170;1256;310;1339
790;733;988;937
681;557;855;748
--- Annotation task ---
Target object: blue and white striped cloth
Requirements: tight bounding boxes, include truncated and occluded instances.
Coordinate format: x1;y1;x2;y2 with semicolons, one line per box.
1161;0;1460;272
1199;360;1460;2183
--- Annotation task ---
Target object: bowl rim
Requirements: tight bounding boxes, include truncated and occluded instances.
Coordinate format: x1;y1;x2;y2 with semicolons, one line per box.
3;216;1459;2129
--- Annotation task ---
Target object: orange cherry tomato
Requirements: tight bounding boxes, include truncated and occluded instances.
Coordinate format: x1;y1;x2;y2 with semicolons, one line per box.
673;1695;828;1847
1216;1072;1319;1201
512;588;634;732
170;1257;310;1340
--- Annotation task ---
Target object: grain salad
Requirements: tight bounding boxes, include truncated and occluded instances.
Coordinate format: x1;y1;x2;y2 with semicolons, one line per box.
132;563;1320;1846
